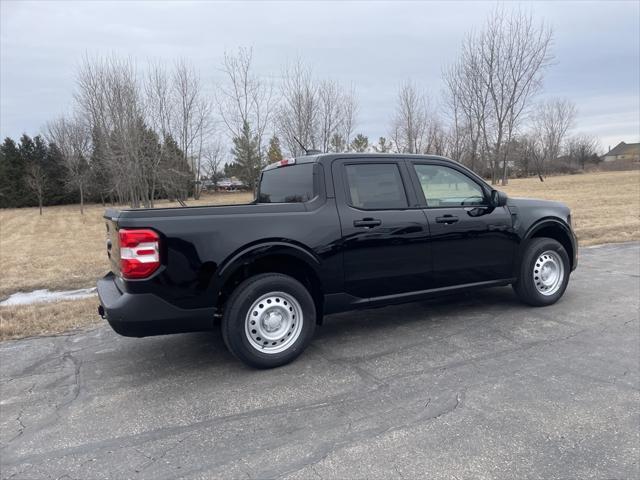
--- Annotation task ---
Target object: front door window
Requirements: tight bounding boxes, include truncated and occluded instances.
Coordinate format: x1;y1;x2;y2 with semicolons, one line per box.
413;164;485;207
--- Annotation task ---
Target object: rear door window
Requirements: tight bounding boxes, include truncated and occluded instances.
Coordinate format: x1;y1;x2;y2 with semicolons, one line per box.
345;163;408;209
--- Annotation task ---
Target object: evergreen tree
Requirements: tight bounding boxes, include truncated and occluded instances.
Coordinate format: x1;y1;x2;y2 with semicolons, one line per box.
329;133;346;153
18;134;37;206
46;142;73;205
88;126;111;205
231;121;262;191
0;137;29;207
0;138;24;208
224;161;243;179
138;120;162;207
0;142;7;206
350;133;369;153
373;137;392;153
267;135;283;163
159;135;191;204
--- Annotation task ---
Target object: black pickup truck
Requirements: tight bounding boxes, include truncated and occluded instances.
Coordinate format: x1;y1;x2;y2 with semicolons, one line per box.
98;153;577;368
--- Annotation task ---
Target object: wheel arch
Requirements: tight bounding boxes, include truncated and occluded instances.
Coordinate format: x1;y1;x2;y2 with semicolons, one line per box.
523;218;576;271
216;241;324;324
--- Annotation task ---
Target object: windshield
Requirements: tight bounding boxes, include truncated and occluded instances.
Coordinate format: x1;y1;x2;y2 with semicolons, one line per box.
258;163;315;203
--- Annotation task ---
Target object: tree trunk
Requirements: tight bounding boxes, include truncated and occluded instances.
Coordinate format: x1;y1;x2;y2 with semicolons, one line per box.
470;137;478;172
501;148;509;186
534;157;545;182
501;160;509;186
79;185;84;215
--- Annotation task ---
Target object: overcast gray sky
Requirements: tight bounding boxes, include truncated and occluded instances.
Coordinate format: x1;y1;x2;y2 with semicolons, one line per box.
1;0;639;151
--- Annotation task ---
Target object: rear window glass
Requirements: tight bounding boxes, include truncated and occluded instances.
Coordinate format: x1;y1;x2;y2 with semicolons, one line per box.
258;163;315;203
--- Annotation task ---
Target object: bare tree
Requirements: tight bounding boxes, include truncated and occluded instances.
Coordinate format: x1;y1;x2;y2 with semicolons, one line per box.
202;140;225;188
566;134;600;170
217;47;274;162
145;63;174;138
532;98;576;177
340;85;358;148
102;57;154;207
447;8;553;184
76;56;143;207
519;134;544;180
486;9;553;184
278;61;358;155
277;59;318;155
25;163;47;215
172;59;213;199
444;51;492;173
424;116;447;155
391;80;428;154
317;79;342;153
76;55;168;208
442;70;469;164
47;116;91;214
144;63;173;205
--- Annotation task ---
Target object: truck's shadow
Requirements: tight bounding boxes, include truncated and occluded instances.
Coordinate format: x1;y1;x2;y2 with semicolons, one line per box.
319;286;520;337
118;286;526;375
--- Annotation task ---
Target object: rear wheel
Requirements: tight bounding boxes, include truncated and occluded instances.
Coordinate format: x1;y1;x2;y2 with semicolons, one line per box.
513;237;570;306
222;273;316;368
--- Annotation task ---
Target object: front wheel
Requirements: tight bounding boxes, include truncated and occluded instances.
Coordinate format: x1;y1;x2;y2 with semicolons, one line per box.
513;237;570;306
222;273;316;369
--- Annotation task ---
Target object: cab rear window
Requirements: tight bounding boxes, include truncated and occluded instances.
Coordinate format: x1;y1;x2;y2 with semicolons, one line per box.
258;164;315;203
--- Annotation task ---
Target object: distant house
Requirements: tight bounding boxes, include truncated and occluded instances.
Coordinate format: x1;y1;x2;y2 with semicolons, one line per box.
602;142;640;162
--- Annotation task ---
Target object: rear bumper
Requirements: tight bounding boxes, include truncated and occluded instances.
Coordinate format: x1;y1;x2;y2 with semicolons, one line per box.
97;273;215;337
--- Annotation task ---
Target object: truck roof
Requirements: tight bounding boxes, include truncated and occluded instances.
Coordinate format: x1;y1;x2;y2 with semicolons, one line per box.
283;152;454;169
300;152;450;161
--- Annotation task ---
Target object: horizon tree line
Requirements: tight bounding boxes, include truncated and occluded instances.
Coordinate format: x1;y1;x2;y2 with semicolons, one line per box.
1;8;604;213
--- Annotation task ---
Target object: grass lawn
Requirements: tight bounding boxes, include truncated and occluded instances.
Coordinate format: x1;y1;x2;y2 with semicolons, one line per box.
0;192;253;300
0;297;100;341
1;170;638;340
500;170;640;246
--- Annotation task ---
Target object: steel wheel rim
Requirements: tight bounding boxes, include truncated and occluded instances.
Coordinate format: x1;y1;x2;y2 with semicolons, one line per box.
245;291;303;354
533;250;564;296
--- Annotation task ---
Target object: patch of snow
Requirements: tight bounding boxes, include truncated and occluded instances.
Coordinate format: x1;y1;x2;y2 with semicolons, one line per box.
0;288;97;307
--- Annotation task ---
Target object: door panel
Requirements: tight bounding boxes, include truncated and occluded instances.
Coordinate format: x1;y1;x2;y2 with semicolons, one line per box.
333;160;433;299
424;205;515;286
410;162;517;287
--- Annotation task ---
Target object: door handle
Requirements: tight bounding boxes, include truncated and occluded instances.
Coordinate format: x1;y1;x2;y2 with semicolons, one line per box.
354;218;382;228
435;215;459;224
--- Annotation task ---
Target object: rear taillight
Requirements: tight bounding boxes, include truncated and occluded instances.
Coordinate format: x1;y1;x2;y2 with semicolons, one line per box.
118;229;160;279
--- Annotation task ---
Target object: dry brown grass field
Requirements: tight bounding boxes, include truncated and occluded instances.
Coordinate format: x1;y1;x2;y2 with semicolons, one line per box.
0;297;99;341
0;192;253;299
500;170;640;246
1;170;638;340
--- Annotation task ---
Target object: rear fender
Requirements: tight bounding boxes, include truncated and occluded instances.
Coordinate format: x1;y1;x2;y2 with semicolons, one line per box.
218;240;321;279
213;241;322;307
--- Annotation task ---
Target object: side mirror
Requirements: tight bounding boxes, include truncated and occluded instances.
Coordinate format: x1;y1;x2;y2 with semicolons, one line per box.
490;189;508;207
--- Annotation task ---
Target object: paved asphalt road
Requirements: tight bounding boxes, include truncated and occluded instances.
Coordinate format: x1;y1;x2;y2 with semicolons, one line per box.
1;243;639;479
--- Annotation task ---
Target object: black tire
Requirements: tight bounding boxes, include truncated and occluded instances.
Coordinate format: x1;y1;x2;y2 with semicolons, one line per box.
513;237;570;307
221;273;316;369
